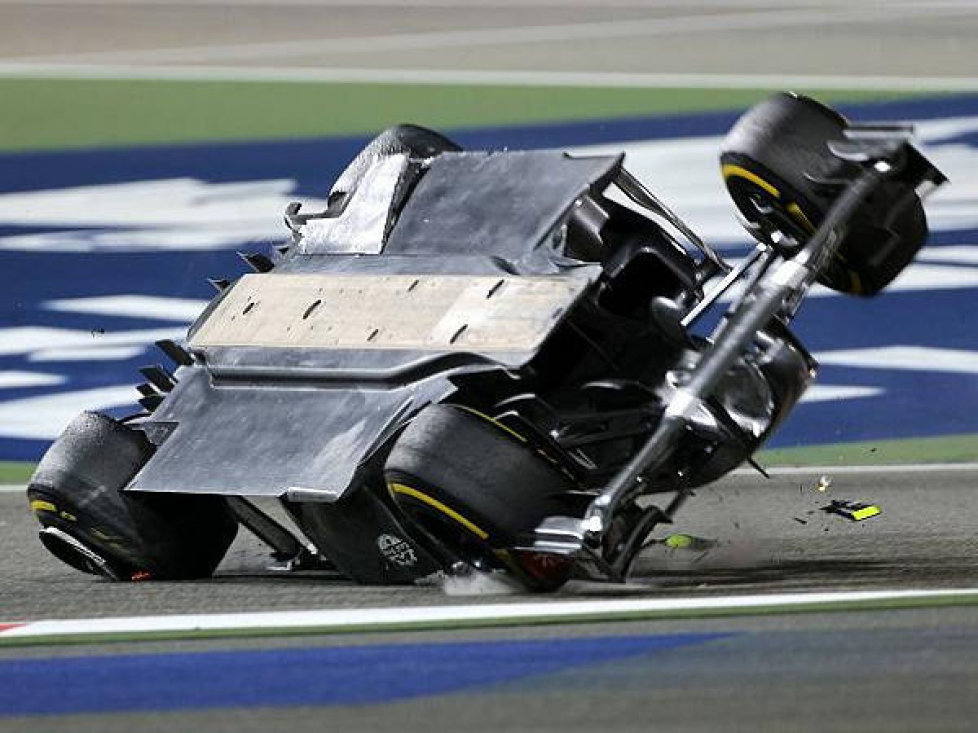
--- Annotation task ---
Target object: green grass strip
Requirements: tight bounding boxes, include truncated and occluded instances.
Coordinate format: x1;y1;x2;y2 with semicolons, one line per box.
2;592;977;648
758;433;978;467
0;461;33;485
0;78;910;152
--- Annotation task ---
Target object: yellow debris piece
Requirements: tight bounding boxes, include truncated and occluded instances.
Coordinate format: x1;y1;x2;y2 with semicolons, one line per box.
850;505;882;521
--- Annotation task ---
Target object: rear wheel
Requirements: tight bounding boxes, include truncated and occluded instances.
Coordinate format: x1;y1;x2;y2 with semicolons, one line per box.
384;404;578;591
721;92;928;296
28;411;238;580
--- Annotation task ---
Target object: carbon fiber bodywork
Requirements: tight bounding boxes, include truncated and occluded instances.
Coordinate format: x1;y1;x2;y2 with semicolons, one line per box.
131;148;617;500
29;100;944;587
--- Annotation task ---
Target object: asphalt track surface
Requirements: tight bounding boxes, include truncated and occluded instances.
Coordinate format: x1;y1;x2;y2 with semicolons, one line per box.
4;466;977;620
2;466;978;731
3;0;978;82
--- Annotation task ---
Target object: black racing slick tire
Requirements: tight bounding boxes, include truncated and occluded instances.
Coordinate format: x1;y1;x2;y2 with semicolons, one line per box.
27;411;238;581
384;404;577;591
721;92;929;296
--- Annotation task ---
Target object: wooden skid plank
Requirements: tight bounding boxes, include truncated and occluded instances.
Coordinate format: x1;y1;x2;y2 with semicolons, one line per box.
190;273;587;352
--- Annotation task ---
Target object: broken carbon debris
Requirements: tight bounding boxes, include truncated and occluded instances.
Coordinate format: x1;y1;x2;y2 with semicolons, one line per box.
663;533;719;551
820;500;881;522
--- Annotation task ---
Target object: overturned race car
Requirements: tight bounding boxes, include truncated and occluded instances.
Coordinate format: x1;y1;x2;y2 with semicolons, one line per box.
27;93;946;591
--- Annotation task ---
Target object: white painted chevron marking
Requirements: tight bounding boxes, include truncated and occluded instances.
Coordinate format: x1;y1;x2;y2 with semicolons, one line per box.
800;385;884;403
28;346;147;363
880;264;978;294
0;178;318;253
0;385;138;440
0;371;66;389
0;178;294;228
817;346;978;375
45;295;208;323
0;326;183;358
916;245;978;266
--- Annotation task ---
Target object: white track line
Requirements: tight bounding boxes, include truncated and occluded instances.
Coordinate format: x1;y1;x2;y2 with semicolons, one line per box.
732;462;978;477
2;0;975;6
3;589;977;640
3;64;978;92
8;5;976;66
0;1;887;7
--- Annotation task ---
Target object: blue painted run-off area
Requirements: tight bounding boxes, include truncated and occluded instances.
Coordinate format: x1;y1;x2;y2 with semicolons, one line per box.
0;633;725;715
0;95;976;459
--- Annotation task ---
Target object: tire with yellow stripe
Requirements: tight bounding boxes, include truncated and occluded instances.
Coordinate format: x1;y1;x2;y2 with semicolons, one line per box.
721;92;928;296
27;411;237;580
384;404;577;591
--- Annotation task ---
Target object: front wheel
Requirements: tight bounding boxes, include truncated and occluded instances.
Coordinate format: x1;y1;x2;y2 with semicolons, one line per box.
721;92;930;296
384;404;578;591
